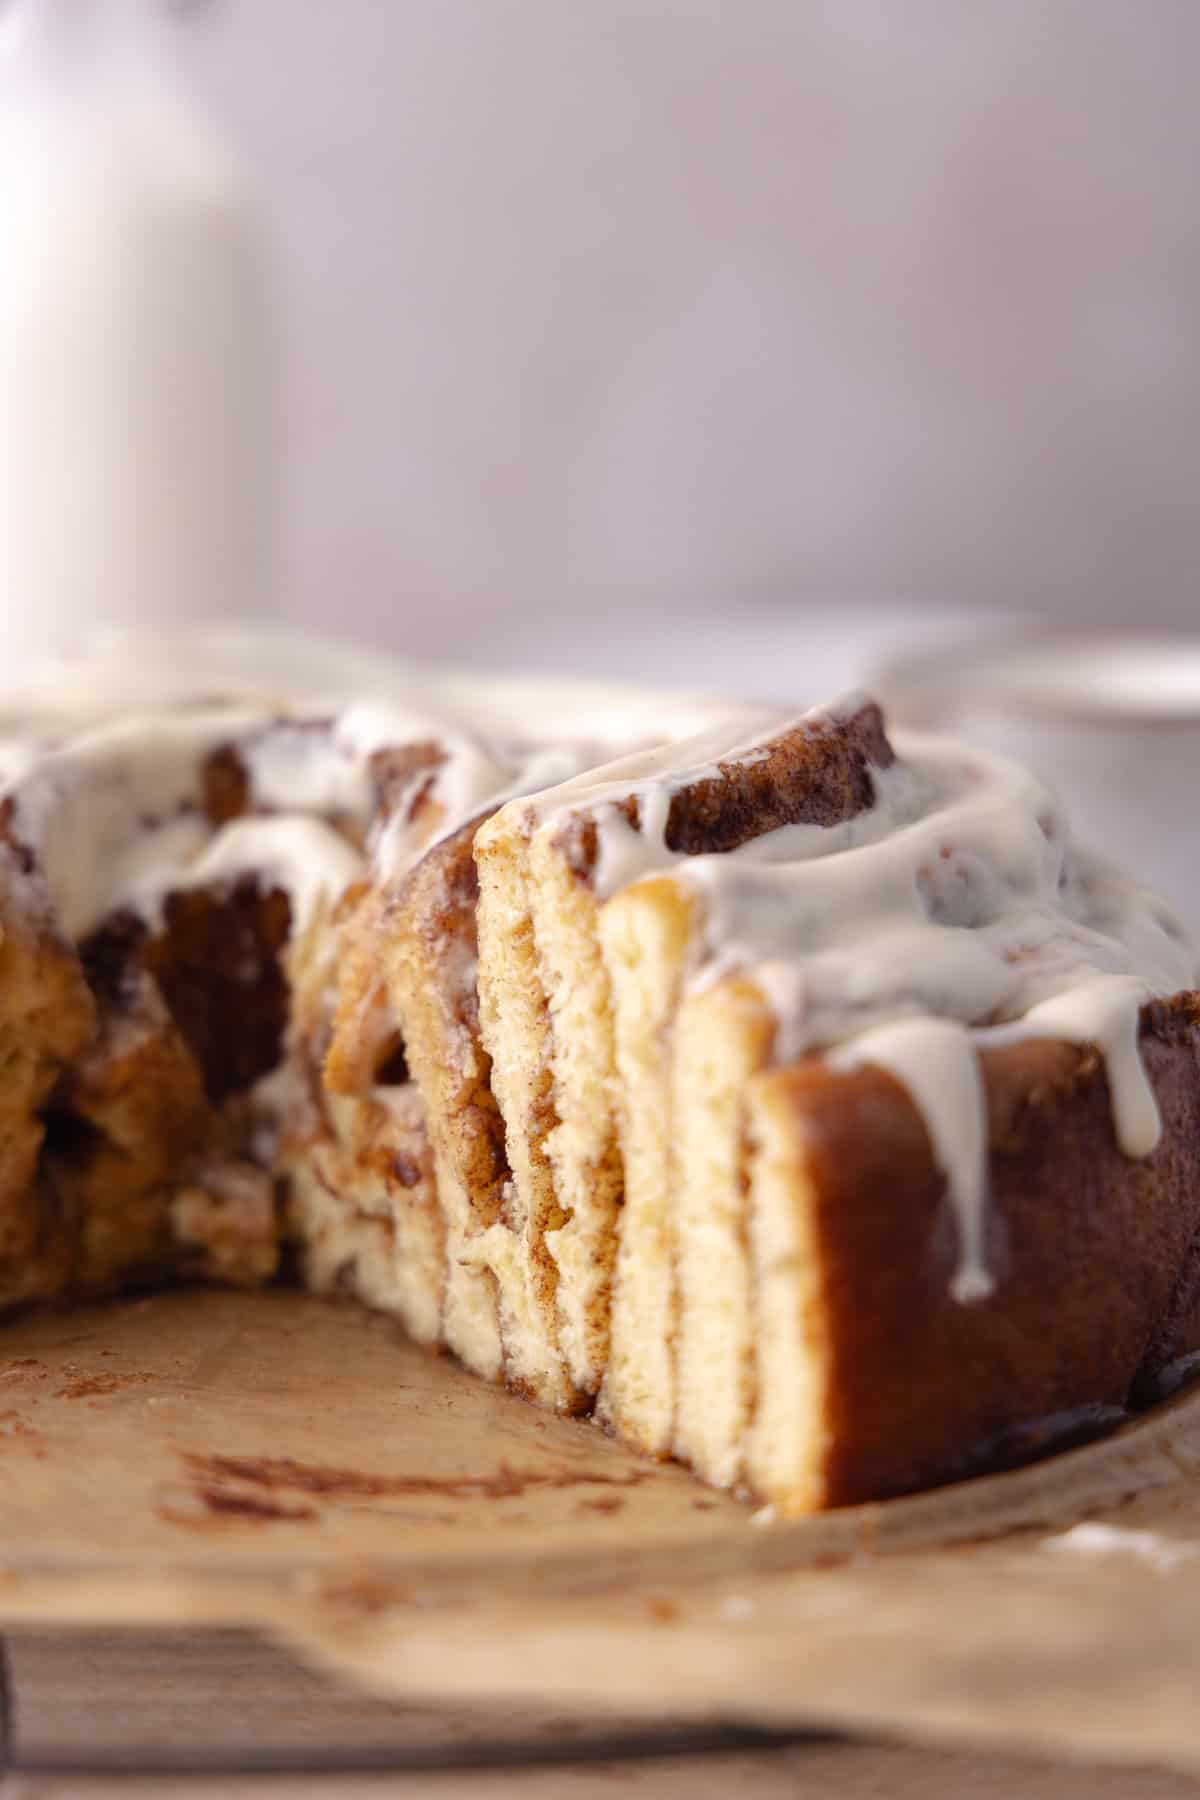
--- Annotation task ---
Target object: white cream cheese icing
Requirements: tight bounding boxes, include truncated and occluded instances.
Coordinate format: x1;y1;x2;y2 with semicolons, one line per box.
241;702;514;844
1;669;1192;1312
5;707;268;938
520;697;1197;1303
0;693;604;941
829;1018;994;1302
145;816;364;938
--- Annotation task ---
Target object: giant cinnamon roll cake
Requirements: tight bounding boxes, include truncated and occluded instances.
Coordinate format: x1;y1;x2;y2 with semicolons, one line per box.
1;664;1198;1514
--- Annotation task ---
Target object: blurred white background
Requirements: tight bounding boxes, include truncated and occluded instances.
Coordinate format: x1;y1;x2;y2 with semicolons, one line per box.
177;1;1200;673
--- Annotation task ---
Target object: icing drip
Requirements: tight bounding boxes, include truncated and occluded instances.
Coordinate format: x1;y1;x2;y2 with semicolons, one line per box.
977;973;1161;1159
829;1019;993;1303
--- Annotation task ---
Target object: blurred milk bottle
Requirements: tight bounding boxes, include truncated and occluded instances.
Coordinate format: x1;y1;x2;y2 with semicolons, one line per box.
0;0;274;664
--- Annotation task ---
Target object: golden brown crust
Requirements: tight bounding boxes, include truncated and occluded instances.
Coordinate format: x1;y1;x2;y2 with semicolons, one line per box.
755;994;1200;1506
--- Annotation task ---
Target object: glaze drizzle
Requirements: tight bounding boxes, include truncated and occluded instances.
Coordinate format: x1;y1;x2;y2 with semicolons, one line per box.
533;701;1196;1301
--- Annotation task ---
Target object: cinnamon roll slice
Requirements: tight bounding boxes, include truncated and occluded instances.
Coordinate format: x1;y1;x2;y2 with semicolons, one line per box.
473;701;892;1438
324;737;596;1399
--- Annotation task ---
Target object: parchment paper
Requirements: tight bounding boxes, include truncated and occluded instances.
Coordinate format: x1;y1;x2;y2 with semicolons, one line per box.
4;1287;1200;1769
